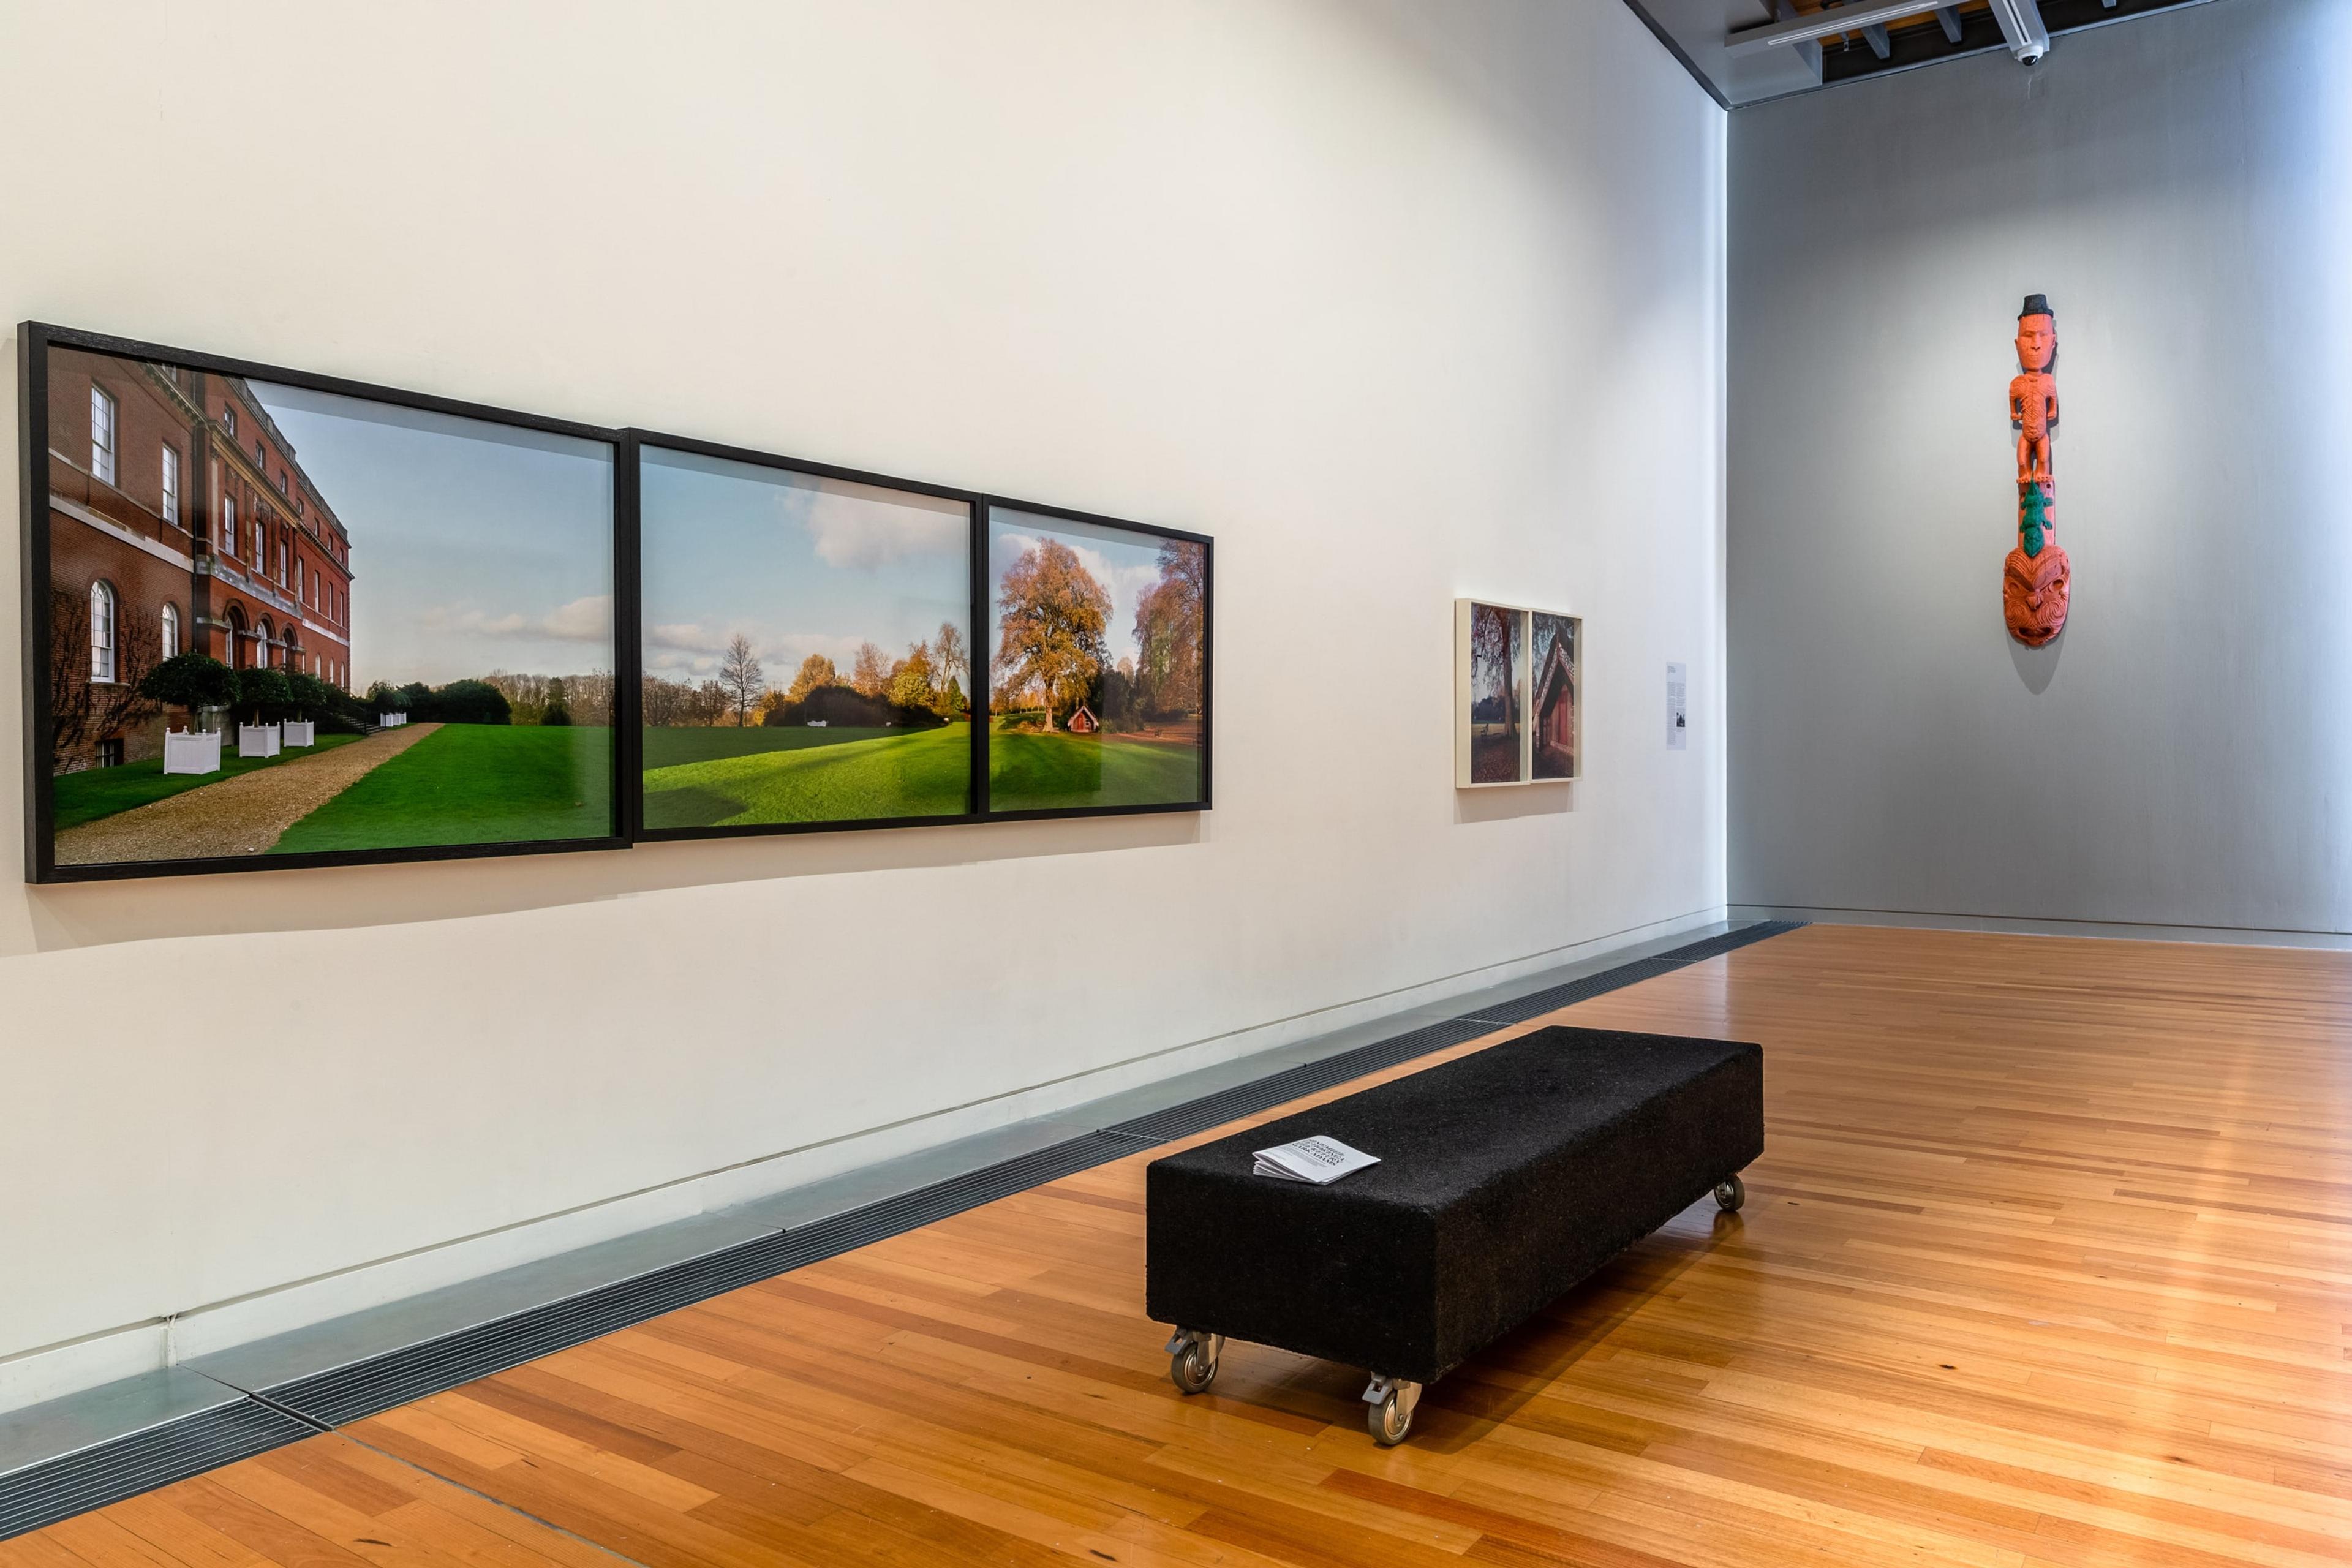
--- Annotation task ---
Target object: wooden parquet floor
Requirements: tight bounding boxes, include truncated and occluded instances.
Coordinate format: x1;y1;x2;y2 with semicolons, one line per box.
9;924;2351;1566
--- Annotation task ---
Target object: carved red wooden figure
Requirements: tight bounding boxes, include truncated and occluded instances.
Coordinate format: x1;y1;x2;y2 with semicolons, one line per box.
2004;294;2070;646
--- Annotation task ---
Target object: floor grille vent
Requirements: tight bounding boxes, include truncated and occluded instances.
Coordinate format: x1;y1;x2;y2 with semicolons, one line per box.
763;1131;1155;1267
260;1229;814;1427
262;1133;1153;1427
1460;921;1803;1026
1108;1018;1496;1143
0;1400;316;1542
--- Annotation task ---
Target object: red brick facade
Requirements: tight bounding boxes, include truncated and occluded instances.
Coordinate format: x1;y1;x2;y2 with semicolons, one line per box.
47;347;354;770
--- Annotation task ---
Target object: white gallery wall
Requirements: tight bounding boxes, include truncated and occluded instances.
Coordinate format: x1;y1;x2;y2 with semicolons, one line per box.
0;1;1727;1406
1728;0;2352;939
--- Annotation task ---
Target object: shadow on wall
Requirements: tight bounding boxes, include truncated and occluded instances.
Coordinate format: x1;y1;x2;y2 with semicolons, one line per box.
1455;783;1574;825
2009;625;2062;693
16;811;1205;954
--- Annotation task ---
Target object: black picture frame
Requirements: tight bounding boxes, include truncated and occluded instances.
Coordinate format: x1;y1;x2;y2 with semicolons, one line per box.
624;428;987;842
623;437;1215;839
18;322;633;883
974;496;1214;822
18;325;1215;883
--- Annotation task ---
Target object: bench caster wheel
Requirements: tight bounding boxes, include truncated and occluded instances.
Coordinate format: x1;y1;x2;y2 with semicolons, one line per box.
1363;1374;1422;1447
1166;1330;1222;1395
1714;1173;1746;1212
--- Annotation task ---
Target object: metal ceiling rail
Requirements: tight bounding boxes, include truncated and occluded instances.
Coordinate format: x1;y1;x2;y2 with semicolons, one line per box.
1730;0;2049;62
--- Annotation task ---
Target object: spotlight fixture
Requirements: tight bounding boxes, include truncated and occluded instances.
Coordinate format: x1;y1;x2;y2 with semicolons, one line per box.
1988;0;2052;64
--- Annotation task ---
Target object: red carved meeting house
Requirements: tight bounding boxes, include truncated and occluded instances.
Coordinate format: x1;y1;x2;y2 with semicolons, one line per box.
48;348;353;768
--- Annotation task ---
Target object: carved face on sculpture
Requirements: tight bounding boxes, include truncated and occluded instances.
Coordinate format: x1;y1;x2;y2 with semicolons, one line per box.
2015;312;2057;374
2003;542;2070;646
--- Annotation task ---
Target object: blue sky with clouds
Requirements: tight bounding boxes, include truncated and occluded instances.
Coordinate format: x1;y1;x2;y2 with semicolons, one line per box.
253;382;614;689
639;447;969;689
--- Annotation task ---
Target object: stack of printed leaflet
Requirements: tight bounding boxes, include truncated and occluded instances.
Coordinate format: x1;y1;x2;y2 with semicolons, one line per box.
1251;1135;1379;1184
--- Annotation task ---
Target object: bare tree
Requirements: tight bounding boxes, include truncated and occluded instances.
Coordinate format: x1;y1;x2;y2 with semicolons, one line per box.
718;634;764;727
641;673;687;727
567;668;615;726
851;641;889;698
933;621;968;692
50;589;159;772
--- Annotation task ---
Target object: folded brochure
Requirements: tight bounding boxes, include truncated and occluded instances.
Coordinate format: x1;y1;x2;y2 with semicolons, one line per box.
1252;1135;1379;1184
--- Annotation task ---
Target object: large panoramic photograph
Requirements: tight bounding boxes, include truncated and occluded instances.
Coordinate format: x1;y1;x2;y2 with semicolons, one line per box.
985;506;1207;814
637;447;973;831
41;344;617;870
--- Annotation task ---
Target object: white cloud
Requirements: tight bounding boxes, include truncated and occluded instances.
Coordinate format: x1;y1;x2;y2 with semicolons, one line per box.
417;593;612;643
649;621;720;653
803;496;963;569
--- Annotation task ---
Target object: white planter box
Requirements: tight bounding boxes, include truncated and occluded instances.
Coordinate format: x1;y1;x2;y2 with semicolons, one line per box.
378;712;407;728
238;723;282;759
162;729;222;776
282;720;315;747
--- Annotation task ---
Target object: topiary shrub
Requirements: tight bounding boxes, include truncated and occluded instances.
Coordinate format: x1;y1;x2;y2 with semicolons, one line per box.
140;653;236;722
233;666;292;723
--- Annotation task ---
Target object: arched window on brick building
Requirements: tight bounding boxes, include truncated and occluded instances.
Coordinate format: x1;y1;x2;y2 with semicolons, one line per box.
161;603;180;660
89;581;117;683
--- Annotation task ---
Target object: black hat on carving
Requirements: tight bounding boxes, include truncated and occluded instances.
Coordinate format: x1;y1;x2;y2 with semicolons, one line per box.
2020;293;2054;319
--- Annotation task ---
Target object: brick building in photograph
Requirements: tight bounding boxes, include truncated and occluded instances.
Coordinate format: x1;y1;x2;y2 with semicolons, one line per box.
46;347;353;769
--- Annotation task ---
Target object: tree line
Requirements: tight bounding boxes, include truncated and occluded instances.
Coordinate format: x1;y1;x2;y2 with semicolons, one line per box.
644;622;972;729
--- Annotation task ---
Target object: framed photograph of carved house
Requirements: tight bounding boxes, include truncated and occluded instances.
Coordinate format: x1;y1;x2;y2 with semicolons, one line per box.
19;323;627;881
1529;610;1580;780
1455;599;1577;787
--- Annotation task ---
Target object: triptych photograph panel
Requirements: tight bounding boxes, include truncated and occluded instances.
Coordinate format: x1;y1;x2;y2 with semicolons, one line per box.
22;326;1212;881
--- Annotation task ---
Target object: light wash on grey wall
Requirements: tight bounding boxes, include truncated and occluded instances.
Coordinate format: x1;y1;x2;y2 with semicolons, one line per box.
1728;0;2352;937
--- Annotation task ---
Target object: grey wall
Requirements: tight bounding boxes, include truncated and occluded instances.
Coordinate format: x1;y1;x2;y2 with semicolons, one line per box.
1728;0;2352;938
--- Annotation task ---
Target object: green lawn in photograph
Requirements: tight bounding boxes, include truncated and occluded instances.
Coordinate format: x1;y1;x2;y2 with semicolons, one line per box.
987;723;1201;813
269;724;614;853
51;733;366;832
641;722;969;829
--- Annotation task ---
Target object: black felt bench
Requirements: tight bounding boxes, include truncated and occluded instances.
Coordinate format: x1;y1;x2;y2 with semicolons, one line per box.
1145;1025;1762;1444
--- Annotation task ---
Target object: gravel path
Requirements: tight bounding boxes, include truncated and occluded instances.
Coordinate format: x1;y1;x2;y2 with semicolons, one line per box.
55;723;445;865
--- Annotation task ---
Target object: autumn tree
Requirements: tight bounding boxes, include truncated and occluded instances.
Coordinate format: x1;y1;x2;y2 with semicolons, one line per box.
888;643;937;712
1131;539;1205;717
718;633;764;726
851;641;890;698
992;540;1110;731
695;680;729;726
785;653;839;701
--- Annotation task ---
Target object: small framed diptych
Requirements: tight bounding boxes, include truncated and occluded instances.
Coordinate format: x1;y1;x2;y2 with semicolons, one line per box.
1454;599;1578;788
